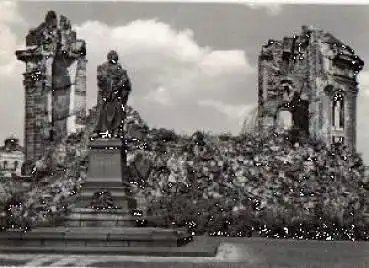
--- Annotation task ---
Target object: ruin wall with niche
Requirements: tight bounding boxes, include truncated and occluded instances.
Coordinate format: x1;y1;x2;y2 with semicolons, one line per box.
257;25;364;150
16;11;87;164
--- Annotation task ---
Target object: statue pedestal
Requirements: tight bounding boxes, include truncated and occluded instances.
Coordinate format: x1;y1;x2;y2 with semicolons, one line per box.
75;138;136;211
86;138;123;184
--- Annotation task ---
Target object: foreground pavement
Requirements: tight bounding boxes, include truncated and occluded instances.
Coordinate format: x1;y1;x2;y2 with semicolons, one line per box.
1;236;369;267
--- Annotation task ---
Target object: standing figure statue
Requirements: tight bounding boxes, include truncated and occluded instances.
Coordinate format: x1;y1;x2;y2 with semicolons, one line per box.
94;50;131;138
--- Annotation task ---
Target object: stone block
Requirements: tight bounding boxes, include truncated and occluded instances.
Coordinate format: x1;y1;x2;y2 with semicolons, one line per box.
116;219;137;227
22;231;65;240
81;220;116;228
0;231;23;240
64;220;81;227
85;240;108;247
43;239;65;247
71;208;127;215
65;240;85;247
79;213;118;221
65;231;108;241
106;240;129;247
19;239;44;246
107;232;147;241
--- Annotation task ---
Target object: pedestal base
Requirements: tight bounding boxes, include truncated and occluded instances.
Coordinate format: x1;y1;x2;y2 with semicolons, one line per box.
76;138;136;212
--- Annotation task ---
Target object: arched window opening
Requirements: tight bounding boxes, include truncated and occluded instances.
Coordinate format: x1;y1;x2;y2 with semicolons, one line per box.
277;110;293;130
332;92;344;129
3;161;7;170
14;161;19;171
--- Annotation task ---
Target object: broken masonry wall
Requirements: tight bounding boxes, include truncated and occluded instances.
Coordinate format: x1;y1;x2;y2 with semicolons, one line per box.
16;11;87;164
257;26;363;150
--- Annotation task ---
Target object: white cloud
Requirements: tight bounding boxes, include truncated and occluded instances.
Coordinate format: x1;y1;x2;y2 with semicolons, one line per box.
198;99;254;122
144;86;171;105
75;19;255;134
246;3;282;16
358;71;369;97
0;25;17;69
101;0;283;16
0;2;24;76
355;70;369;164
0;1;26;25
0;1;25;145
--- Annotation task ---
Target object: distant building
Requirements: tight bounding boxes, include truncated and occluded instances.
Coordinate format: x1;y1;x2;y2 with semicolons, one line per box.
0;138;24;177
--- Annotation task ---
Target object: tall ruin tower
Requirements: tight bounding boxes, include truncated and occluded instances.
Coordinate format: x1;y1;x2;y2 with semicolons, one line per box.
257;25;364;150
16;11;87;163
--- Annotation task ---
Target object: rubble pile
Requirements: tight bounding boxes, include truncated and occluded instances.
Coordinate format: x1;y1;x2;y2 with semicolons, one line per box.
2;107;369;240
135;127;369;240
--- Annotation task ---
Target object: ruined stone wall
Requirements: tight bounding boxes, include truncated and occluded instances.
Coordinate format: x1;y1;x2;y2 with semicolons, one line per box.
257;26;363;150
16;11;87;164
71;56;87;132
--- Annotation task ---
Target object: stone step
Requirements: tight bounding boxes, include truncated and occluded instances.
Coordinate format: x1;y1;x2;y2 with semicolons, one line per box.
0;243;218;257
63;213;140;227
0;227;192;248
82;180;130;189
61;208;154;228
74;190;133;209
70;208;130;215
79;190;129;198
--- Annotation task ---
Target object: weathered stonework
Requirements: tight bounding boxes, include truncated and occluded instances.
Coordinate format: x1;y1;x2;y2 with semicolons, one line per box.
16;11;87;164
257;25;364;150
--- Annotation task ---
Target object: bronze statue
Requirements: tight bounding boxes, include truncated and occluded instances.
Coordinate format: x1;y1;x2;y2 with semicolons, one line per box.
94;50;131;137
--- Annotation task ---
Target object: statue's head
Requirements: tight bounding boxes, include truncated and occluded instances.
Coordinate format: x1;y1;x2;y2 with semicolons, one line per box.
107;50;119;64
45;11;57;29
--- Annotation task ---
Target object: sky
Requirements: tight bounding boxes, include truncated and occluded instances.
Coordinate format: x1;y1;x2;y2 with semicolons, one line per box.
2;1;369;163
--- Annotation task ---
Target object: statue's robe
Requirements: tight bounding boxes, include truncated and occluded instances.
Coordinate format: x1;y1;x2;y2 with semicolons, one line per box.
95;62;131;136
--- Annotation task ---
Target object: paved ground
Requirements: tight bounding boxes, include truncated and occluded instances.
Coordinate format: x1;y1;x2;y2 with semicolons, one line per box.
2;237;369;267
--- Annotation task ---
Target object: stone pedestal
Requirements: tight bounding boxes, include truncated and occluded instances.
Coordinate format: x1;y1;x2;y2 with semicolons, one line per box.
76;138;136;211
86;138;123;185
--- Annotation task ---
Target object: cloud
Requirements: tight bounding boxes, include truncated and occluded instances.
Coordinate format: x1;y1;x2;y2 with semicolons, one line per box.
104;0;283;16
198;99;254;122
0;1;26;25
0;1;25;144
0;1;24;76
0;25;17;72
75;19;255;134
244;3;283;16
355;71;369;164
358;71;369;97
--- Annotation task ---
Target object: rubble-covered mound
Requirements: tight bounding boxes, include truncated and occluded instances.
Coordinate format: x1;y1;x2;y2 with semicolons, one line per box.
2;107;369;241
132;127;369;240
